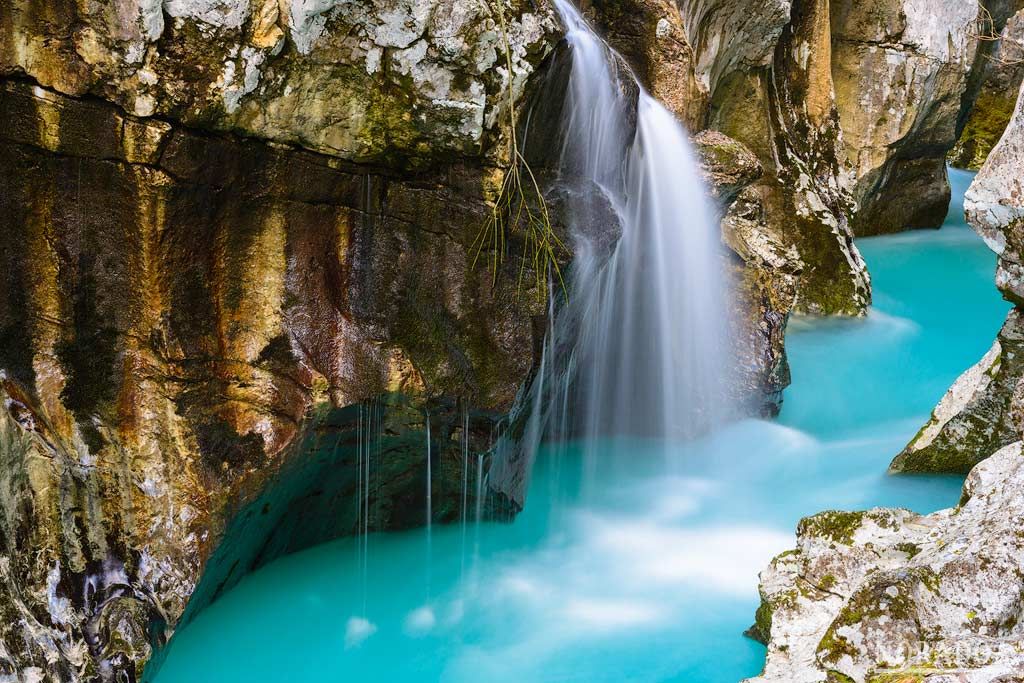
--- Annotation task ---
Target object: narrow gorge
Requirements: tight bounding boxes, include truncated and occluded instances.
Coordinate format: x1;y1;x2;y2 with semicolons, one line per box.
1;0;1023;682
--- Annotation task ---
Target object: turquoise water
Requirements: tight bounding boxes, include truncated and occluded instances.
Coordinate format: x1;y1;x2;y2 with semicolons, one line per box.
153;168;1009;683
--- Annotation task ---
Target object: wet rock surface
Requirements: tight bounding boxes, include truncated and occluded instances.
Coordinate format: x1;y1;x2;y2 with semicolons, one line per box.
695;130;802;415
891;310;1024;474
682;0;871;316
0;78;546;680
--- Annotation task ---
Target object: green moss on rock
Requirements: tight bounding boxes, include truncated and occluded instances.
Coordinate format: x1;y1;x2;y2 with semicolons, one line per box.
798;510;867;545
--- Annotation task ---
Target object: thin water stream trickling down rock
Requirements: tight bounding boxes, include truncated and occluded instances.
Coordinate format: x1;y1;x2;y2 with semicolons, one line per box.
1;0;1023;680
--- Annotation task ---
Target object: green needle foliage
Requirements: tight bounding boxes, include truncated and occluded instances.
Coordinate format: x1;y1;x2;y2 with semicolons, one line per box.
473;0;568;303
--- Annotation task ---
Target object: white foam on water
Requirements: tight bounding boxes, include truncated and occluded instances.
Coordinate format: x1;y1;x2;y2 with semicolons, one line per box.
344;616;377;649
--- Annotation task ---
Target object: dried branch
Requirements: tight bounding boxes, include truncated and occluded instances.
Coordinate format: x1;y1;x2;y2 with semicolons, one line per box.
473;0;568;303
974;3;1024;67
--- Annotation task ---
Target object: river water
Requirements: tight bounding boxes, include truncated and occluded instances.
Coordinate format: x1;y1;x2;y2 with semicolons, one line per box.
153;169;1007;682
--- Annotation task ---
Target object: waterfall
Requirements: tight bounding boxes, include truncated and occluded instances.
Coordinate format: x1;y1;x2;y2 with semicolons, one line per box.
490;0;732;506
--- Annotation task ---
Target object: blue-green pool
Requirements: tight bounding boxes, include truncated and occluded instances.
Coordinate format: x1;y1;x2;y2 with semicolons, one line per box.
153;168;1009;683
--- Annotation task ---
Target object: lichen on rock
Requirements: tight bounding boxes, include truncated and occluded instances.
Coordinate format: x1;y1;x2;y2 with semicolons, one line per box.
747;442;1024;683
0;0;559;165
890;314;1024;474
894;77;1024;476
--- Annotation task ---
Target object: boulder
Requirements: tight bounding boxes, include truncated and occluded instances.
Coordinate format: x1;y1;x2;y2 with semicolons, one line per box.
748;442;1024;683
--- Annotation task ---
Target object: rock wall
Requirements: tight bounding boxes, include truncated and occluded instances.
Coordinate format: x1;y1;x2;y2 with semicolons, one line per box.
0;0;808;679
950;9;1024;171
0;0;571;678
681;0;871;316
892;76;1024;475
831;0;988;236
0;0;557;165
750;72;1024;683
0;74;552;680
590;0;710;131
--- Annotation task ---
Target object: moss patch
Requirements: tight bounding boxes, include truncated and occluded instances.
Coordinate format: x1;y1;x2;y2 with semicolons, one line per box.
798;510;866;545
950;91;1018;171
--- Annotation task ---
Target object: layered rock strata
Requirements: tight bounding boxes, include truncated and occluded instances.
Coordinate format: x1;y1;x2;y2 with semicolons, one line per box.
0;1;562;676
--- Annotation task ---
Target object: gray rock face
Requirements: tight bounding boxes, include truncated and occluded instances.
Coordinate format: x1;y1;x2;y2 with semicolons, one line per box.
968;78;1024;304
681;0;872;317
748;442;1024;683
831;0;988;236
695;130;803;414
950;9;1024;171
0;0;557;165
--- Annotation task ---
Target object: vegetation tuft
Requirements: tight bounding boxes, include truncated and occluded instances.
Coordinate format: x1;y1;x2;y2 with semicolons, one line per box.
474;0;568;303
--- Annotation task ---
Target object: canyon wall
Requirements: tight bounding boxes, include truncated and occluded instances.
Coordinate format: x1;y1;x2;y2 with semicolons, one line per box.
749;77;1024;683
2;0;1021;679
0;0;561;678
680;0;872;316
893;74;1024;476
0;0;802;678
950;9;1024;171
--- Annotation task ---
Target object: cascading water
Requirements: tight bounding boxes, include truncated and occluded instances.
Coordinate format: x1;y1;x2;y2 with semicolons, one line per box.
560;0;731;438
493;0;733;506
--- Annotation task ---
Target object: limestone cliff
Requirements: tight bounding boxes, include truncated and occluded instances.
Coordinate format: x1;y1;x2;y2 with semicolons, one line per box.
0;77;552;681
749;74;1024;683
0;0;807;679
950;9;1024;171
1;0;557;165
893;76;1024;475
830;0;1015;236
681;0;872;316
0;0;563;678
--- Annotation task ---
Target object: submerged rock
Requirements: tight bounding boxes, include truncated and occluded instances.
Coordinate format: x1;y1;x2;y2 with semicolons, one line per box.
748;441;1024;683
